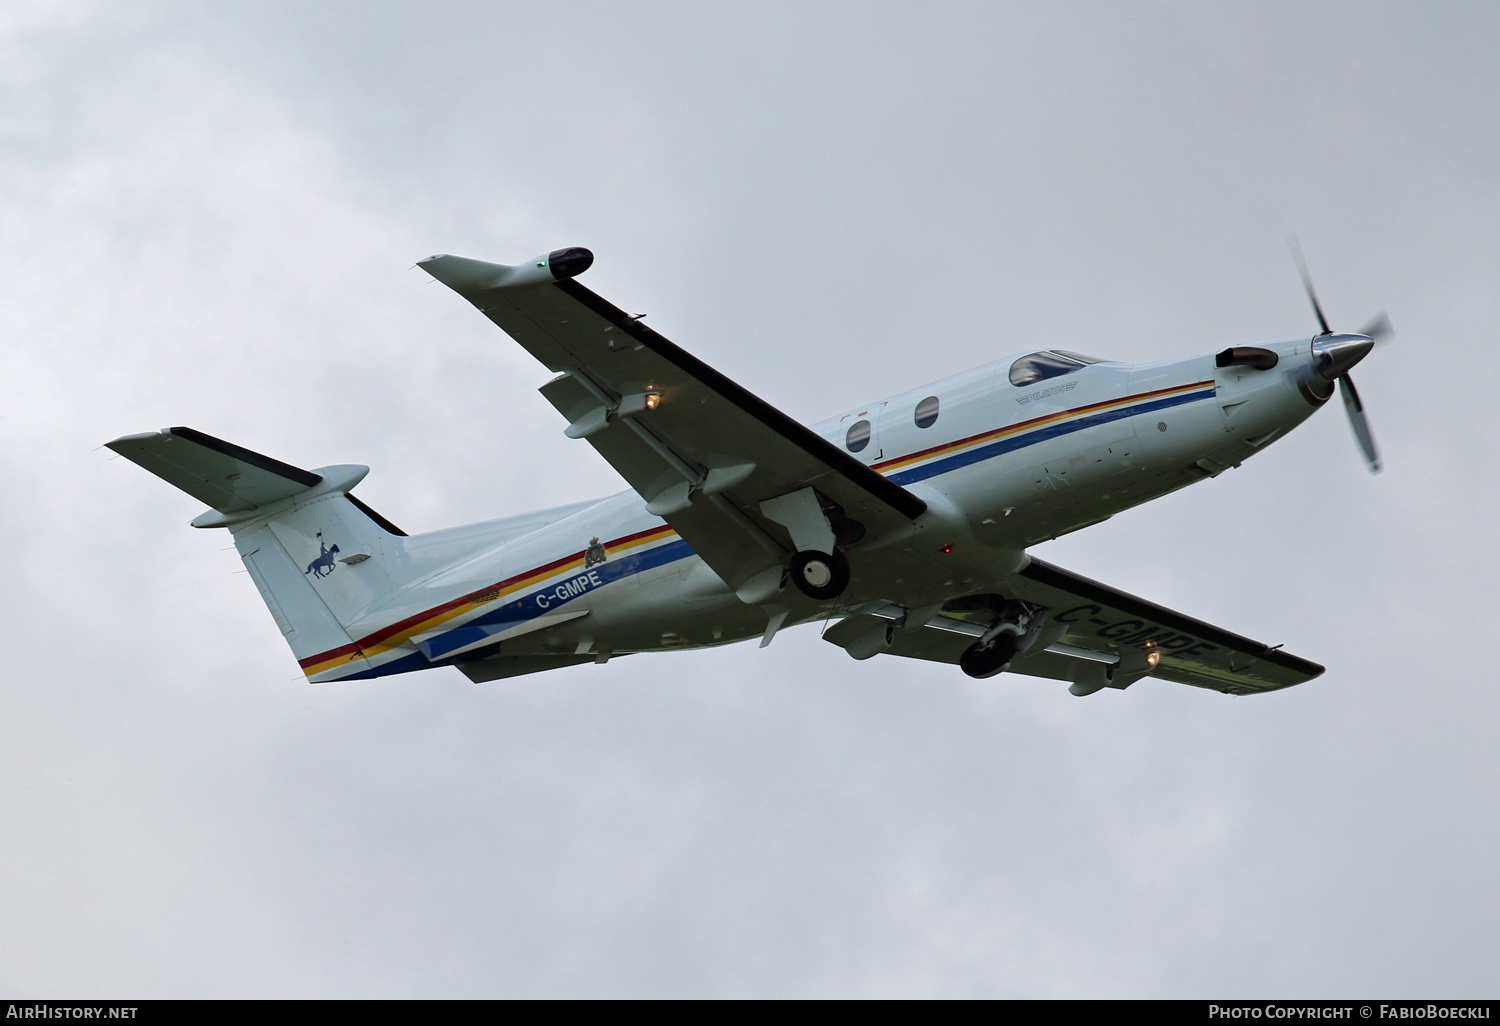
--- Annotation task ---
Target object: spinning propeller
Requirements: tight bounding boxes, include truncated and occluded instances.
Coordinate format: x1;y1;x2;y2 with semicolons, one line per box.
1288;238;1390;473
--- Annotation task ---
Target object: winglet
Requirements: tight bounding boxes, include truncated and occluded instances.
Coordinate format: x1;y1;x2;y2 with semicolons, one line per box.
418;248;593;303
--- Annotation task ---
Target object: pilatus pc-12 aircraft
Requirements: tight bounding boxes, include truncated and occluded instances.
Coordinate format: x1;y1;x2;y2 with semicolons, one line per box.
108;246;1386;696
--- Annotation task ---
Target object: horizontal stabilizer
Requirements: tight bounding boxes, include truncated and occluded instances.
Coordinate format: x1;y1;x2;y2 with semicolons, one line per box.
106;426;322;514
413;609;590;662
456;653;597;683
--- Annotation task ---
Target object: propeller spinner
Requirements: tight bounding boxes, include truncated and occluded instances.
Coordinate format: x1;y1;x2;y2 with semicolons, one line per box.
1288;237;1389;473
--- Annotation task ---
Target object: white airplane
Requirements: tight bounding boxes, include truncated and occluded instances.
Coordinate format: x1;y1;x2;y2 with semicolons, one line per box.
106;246;1386;696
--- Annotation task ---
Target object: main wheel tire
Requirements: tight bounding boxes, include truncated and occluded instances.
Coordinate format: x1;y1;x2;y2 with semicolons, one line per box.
959;632;1021;679
789;549;850;600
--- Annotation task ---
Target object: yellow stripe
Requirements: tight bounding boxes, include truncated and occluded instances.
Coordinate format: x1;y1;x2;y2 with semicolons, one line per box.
879;382;1212;473
302;527;677;676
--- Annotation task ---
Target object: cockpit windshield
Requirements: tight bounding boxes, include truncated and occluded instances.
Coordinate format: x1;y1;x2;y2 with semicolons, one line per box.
1008;350;1108;387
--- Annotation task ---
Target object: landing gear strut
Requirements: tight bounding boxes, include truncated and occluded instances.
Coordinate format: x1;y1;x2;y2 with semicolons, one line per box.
789;549;850;600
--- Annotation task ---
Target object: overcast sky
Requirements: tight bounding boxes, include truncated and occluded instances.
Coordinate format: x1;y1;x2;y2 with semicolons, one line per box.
2;0;1497;998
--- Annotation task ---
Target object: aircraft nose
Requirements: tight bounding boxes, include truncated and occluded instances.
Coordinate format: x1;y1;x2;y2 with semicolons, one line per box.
1312;333;1374;380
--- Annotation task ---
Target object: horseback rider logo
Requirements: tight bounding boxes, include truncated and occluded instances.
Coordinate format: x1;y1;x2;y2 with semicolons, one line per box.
584;536;607;568
305;532;341;578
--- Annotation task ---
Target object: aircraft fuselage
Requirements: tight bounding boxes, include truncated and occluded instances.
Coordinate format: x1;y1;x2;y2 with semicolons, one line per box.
296;334;1329;682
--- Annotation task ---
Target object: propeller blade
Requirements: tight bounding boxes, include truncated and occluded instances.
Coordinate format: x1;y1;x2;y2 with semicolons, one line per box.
1357;310;1394;345
1339;374;1381;473
1288;235;1332;336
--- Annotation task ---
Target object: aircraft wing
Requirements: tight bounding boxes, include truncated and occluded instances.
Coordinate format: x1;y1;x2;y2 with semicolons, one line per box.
825;557;1324;695
419;250;927;601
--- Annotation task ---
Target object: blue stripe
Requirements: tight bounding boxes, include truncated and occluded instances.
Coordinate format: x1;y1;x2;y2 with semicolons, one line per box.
332;537;697;680
888;388;1214;487
334;387;1215;681
336;649;432;680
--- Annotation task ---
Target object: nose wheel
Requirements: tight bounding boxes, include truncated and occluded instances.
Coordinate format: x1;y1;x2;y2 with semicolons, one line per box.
789;549;850;600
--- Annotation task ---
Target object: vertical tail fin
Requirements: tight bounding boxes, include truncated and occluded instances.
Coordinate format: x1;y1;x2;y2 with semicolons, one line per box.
106;427;409;680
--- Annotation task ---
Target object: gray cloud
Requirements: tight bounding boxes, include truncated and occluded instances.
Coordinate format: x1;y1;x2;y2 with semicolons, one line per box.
1;0;1496;997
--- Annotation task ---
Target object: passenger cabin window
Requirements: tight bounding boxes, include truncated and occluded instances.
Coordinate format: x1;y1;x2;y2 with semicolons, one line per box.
914;395;940;428
1008;350;1107;387
845;419;872;452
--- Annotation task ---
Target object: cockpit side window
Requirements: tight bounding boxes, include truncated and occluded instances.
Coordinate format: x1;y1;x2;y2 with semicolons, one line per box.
1051;350;1107;366
1008;350;1106;387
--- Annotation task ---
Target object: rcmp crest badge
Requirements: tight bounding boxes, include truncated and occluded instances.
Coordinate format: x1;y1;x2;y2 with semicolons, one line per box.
584;536;607;568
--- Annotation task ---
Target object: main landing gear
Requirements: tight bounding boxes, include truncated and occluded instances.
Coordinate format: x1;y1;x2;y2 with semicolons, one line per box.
959;631;1020;679
789;549;850;600
760;486;857;602
953;599;1047;679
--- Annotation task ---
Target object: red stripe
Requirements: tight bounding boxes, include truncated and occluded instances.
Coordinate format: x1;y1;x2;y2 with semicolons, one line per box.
299;523;675;669
870;381;1212;471
301;380;1210;672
